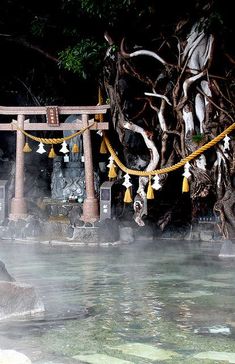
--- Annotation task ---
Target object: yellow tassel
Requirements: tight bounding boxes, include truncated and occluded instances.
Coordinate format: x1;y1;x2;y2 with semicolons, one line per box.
182;176;189;193
23;142;32;153
124;187;132;203
100;138;107;154
72;143;79;153
48;145;57;158
147;177;154;199
108;164;117;179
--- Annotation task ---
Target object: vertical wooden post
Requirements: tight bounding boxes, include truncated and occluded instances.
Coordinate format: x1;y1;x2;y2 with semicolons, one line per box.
10;114;27;219
81;113;99;222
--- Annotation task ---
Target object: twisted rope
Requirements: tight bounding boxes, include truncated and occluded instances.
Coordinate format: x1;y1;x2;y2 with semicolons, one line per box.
14;122;96;144
104;122;235;176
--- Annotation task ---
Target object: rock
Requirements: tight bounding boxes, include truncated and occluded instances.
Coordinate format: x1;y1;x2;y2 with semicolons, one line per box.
98;219;119;242
194;325;231;336
0;281;45;320
65;225;74;238
0;261;15;282
8;219;27;239
200;230;213;241
219;240;235;258
0;349;31;364
84;222;93;228
184;231;200;241
119;226;134;243
134;225;154;241
24;218;42;238
72;226;99;243
68;206;82;227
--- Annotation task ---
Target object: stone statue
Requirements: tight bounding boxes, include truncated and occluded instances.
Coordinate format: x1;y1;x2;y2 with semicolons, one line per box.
50;115;100;201
51;159;66;199
63;114;83;163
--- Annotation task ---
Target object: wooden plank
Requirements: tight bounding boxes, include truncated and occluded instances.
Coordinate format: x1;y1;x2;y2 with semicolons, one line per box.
0;104;110;115
0;121;109;131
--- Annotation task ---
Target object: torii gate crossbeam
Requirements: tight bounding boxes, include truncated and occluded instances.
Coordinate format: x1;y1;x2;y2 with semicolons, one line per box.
0;105;110;222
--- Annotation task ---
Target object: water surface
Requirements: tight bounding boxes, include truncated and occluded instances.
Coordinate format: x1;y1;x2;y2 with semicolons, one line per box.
0;240;235;363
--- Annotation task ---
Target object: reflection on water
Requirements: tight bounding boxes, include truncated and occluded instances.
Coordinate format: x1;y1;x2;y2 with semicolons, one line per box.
0;241;235;363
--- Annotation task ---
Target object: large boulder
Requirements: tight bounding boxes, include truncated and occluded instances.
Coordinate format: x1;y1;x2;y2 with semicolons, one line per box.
0;260;44;320
0;261;15;282
0;281;45;320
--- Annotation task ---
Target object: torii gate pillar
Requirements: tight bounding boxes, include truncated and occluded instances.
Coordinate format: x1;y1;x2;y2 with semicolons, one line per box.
0;104;109;222
10;114;27;219
81;114;99;222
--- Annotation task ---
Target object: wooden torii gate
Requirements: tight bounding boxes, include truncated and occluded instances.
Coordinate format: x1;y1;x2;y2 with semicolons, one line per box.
0;105;109;222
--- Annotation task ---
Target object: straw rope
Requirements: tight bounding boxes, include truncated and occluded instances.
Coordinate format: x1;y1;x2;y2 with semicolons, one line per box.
14;122;96;144
104;122;235;176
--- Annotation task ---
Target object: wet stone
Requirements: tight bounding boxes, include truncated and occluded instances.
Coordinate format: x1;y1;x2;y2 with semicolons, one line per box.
68;206;82;227
200;230;214;241
0;350;31;364
96;218;119;242
194;325;231;336
65;225;74;238
119;226;134;243
72;227;99;243
0;260;15;281
73;353;133;364
74;219;84;227
115;343;181;361
84;222;93;228
0;281;45;320
24;218;42;238
193;351;235;363
219;240;235;258
0;226;11;239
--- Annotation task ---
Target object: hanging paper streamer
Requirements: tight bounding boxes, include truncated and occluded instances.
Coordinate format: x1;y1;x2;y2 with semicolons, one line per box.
107;156;117;179
223;134;230;151
36;142;46;154
122;174;133;203
72;143;79;153
97;130;103;137
48;145;57;158
60;140;69;154
182;162;191;193
23;142;32;153
147;176;154;199
152;175;162;190
64;154;69;163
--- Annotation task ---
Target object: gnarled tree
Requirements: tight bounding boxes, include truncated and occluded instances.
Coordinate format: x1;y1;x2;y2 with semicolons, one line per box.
102;1;235;239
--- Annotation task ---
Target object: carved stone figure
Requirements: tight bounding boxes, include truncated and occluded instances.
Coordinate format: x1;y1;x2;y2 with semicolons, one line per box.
63;114;83;163
51;159;66;199
50;115;100;201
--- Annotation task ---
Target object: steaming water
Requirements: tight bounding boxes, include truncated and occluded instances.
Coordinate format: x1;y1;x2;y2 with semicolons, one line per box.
0;241;235;363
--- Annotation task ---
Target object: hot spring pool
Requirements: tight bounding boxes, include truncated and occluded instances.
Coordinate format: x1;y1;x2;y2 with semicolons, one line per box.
0;240;235;363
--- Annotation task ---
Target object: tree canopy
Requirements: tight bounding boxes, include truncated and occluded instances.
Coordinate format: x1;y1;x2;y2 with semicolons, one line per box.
0;0;232;104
